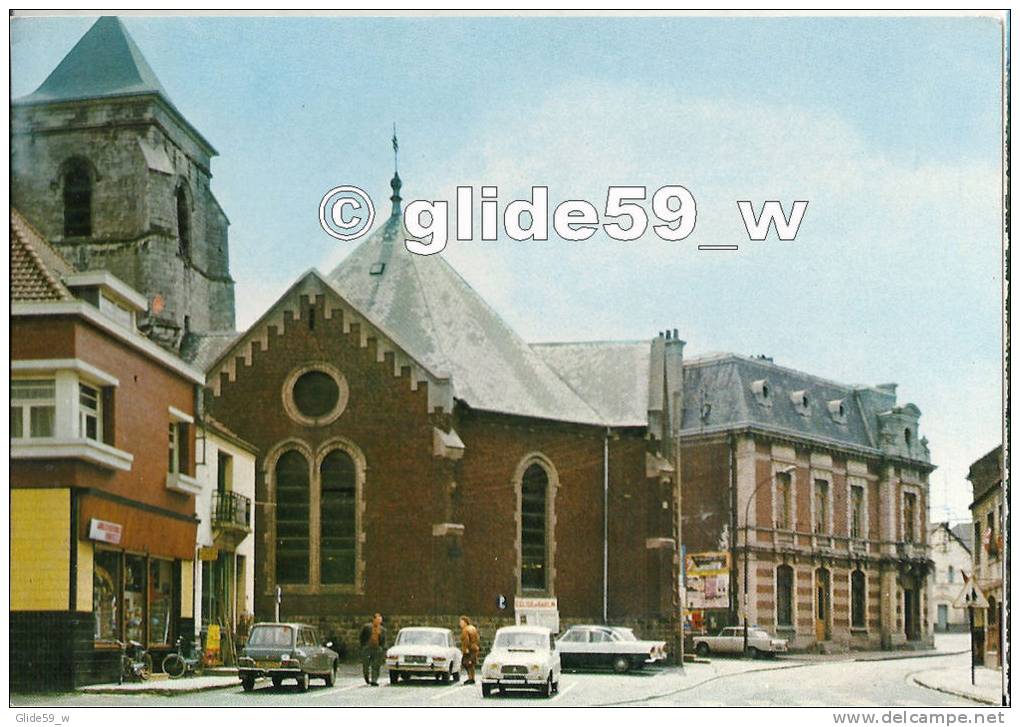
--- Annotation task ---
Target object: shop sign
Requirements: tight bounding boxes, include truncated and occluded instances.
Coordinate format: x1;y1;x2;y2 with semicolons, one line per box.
88;518;122;545
199;547;219;561
514;596;559;632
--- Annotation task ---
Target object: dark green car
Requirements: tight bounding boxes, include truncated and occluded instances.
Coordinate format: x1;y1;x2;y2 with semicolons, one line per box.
237;622;339;692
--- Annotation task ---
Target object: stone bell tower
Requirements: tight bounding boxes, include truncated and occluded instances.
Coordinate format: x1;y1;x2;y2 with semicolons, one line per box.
11;16;236;352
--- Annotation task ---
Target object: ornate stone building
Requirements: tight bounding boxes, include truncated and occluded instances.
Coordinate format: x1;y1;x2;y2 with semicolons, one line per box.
680;354;935;651
967;444;1004;668
11;17;235;353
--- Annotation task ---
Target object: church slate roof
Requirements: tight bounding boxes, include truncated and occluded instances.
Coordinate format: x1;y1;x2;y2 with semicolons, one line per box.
680;352;905;457
10;209;75;302
181;330;242;373
531;340;652;427
328;214;605;426
17;17;173;107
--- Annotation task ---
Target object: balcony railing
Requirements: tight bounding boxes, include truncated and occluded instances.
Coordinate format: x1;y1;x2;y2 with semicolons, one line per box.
211;490;251;531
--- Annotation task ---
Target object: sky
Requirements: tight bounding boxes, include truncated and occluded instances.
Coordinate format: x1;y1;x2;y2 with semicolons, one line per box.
10;13;1005;522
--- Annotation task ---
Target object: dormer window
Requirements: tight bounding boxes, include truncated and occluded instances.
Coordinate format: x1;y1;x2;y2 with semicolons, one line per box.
791;390;810;416
827;399;847;425
751;379;772;408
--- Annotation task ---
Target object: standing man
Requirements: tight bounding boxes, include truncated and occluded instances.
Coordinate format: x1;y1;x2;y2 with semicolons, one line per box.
459;615;480;685
359;613;386;686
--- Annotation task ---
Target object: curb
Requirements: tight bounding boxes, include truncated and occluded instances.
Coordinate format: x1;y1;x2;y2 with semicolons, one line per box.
856;649;970;663
79;679;240;696
911;676;1001;706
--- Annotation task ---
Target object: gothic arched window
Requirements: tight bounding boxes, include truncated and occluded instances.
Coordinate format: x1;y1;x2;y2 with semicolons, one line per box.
521;462;551;592
275;450;310;584
176;186;191;259
63;160;92;237
320;449;357;585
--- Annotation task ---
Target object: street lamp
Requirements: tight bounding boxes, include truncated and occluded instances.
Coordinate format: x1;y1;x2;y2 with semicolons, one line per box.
742;463;796;657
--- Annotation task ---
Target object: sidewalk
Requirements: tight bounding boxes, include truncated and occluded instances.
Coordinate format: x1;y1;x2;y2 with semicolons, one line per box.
912;665;1004;706
79;673;240;696
776;632;970;664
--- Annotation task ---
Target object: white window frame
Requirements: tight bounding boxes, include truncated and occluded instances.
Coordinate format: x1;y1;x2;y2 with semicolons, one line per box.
166;407;200;494
78;382;102;441
11;378;57;439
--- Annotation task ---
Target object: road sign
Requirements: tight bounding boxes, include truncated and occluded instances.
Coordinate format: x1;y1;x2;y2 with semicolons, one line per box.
952;579;988;609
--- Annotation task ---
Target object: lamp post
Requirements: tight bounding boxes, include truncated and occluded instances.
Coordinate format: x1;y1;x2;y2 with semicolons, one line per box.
742;463;796;657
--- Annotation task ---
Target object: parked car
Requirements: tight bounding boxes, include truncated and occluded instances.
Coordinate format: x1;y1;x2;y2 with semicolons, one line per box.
481;625;561;697
237;622;339;691
693;626;788;658
386;627;463;684
556;624;667;672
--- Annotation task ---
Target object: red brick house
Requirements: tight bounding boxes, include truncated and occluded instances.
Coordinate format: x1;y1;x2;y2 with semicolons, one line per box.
11;210;205;689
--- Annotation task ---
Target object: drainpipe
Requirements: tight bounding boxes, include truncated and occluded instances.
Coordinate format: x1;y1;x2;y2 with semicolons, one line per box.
603;427;610;624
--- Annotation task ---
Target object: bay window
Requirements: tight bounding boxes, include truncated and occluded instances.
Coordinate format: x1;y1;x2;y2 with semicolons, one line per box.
11;379;56;438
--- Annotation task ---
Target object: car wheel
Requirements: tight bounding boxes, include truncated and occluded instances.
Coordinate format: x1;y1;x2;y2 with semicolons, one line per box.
272;676;283;689
298;672;310;691
553;679;559;694
695;642;710;658
612;656;630;673
241;677;255;692
325;661;337;686
389;671;399;685
541;674;552;697
481;684;492;698
748;647;760;660
452;669;460;683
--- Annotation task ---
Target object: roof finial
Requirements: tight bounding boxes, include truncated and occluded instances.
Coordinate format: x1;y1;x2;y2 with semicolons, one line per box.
390;123;402;217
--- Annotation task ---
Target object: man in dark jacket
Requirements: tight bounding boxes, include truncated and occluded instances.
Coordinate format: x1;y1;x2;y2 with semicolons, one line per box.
359;613;386;685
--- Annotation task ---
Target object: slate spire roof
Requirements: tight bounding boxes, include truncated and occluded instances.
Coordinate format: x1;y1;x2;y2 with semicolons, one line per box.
327;208;605;425
18;16;173;107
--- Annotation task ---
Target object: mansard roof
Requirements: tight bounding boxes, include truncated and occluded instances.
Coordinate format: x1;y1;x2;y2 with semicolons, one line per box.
680;352;932;464
327;214;605;425
19;17;172;107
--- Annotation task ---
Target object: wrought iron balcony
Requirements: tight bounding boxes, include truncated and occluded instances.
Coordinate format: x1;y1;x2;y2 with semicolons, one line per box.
211;490;251;532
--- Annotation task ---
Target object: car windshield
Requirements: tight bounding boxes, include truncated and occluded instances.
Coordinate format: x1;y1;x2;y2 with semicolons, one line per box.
247;626;294;647
612;628;637;641
396;630;448;647
494;632;548;650
751;630;770;639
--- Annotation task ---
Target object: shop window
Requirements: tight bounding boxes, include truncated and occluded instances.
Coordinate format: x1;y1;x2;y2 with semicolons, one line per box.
63;159;92;237
850;485;865;538
320;449;357;585
79;383;101;441
124;555;147;644
776;565;794;627
275;450;310;584
93;549;121;643
851;570;866;628
149;559;173;646
11;379;56;439
521;463;550;591
774;471;792;529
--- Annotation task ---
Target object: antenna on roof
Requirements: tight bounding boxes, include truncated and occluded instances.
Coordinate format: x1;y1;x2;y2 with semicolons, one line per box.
390;123;402;217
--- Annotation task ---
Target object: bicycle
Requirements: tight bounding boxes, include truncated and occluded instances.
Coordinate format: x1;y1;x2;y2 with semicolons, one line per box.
162;635;202;679
118;640;153;683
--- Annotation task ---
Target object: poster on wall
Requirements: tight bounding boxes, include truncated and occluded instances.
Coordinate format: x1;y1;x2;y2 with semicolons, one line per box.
686;551;730;610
